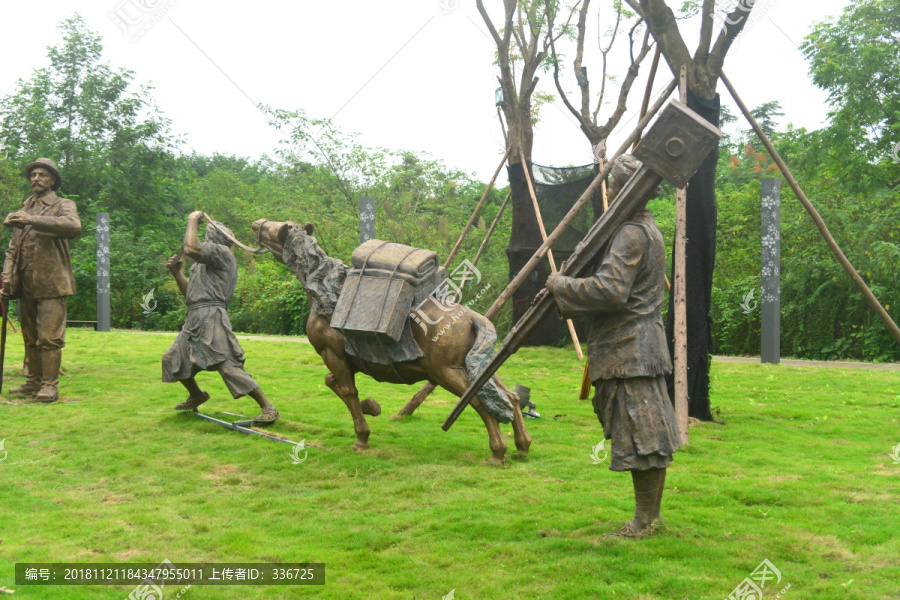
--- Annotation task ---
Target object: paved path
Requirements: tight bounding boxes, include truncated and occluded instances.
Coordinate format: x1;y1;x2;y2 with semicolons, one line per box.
110;331;898;371
712;356;900;371
111;329;310;343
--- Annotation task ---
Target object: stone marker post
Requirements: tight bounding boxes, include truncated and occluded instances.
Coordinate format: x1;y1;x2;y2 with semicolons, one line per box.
96;213;111;332
359;197;376;244
761;179;781;364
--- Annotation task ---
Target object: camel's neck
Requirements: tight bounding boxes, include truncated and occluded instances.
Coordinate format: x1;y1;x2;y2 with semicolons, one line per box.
284;229;347;319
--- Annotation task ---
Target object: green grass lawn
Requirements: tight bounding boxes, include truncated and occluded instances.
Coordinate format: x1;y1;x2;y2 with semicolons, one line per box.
1;328;898;600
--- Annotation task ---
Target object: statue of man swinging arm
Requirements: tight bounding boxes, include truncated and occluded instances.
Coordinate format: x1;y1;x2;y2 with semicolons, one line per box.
162;211;279;424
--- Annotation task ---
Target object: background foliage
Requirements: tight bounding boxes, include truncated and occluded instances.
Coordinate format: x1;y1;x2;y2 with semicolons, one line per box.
0;7;897;361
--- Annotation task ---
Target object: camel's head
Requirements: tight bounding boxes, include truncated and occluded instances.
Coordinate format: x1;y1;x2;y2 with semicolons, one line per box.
252;219;314;263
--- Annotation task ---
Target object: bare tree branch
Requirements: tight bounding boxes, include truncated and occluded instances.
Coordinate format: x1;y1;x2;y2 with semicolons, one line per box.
546;0;585;122
601;27;652;135
708;3;755;77
622;0;643;18
476;0;505;47
695;0;716;63
639;0;694;91
546;0;652;147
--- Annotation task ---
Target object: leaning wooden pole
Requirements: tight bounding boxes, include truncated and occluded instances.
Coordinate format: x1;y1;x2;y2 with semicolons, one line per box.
721;72;900;347
518;147;584;361
633;45;662;151
445;146;511;267
673;64;690;445
473;191;511;266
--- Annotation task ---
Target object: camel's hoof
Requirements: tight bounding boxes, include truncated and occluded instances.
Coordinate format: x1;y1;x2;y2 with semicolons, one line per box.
487;455;506;466
352;441;370;452
390;412;408;421
360;398;381;417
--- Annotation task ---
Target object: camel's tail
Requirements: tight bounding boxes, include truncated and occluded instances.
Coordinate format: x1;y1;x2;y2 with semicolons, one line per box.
464;313;515;424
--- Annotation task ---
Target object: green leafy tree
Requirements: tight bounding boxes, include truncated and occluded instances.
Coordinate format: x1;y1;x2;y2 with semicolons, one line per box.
801;0;900;178
0;15;192;327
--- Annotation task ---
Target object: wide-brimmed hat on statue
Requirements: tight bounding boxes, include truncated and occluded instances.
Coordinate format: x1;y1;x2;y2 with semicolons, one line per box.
25;158;62;191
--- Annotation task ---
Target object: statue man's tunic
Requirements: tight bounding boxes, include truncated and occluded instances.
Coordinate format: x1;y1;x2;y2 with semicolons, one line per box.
547;210;681;471
162;241;258;398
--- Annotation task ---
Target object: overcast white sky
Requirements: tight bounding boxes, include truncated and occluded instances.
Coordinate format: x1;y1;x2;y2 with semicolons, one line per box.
0;0;852;184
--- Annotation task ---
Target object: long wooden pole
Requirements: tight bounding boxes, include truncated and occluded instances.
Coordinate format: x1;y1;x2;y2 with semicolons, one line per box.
444;146;511;268
674;64;690;445
473;191;511;266
633;45;662;151
720;72;900;347
518;147;584;361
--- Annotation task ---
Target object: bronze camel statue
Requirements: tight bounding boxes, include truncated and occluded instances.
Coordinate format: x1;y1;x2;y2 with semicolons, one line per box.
252;219;531;463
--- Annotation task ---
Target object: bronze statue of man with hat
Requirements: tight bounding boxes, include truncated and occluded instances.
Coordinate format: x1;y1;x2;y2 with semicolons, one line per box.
1;158;82;402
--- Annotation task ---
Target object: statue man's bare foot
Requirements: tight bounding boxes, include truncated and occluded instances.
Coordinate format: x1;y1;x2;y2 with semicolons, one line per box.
251;406;279;425
174;391;209;411
600;518;660;539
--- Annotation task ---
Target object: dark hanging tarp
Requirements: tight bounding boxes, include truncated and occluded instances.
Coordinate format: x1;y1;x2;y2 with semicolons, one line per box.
507;161;603;346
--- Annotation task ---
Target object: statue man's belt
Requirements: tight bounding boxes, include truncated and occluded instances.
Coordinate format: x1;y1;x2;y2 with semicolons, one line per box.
186;301;227;312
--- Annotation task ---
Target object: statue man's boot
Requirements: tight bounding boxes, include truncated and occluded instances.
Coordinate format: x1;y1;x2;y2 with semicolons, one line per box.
653;467;668;523
10;346;42;396
35;348;61;403
603;468;664;539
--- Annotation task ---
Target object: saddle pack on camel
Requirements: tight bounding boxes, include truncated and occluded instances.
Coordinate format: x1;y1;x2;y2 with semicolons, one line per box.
331;240;445;364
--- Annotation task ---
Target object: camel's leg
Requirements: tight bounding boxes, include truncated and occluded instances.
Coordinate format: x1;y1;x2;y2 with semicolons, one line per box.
492;376;532;455
393;382;436;420
321;353;371;451
360;398;381;417
435;367;506;464
470;398;508;465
